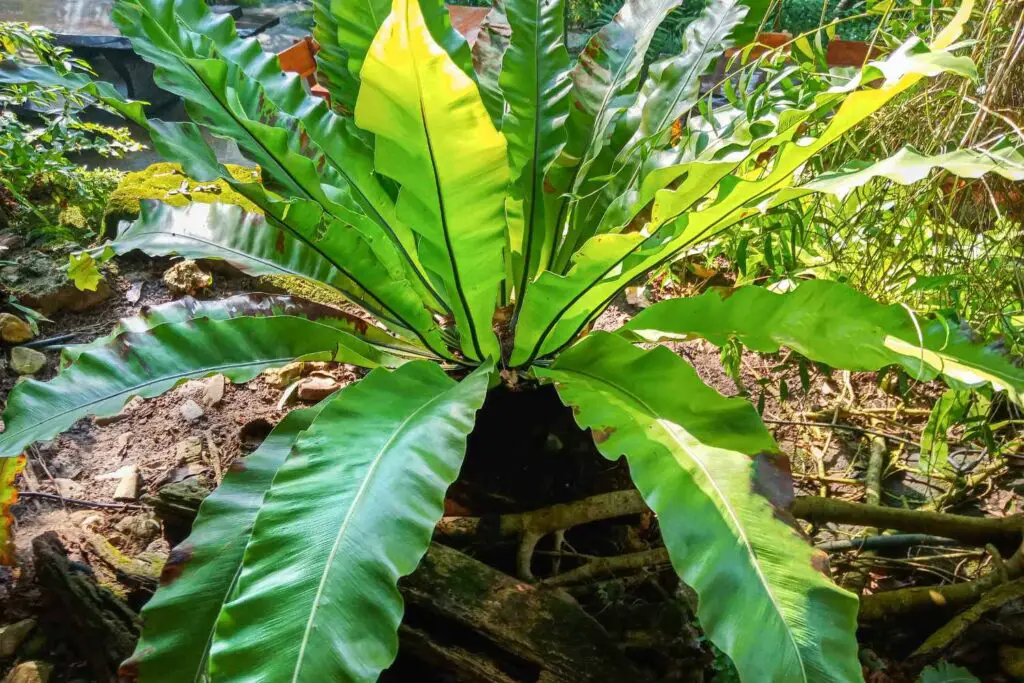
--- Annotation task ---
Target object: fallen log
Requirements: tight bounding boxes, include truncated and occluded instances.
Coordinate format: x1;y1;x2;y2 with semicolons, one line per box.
113;486;654;682
32;531;141;682
400;543;651;683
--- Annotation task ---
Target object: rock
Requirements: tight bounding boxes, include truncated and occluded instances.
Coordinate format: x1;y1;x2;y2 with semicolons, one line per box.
263;361;330;389
296;376;341;402
0;251;112;316
9;347;46;375
263;361;304;389
0;618;36;657
174;436;204;463
101;162;260;238
0;313;33;343
179;399;205;422
52;478;81;499
95;464;137;482
125;281;143;304
163;260;212;297
1000;644;1024;679
3;661;52;683
113;465;141;502
204;374;226;406
115;514;160;541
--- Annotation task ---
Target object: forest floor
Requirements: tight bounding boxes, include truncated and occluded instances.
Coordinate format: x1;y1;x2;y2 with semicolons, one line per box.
1;236;1022;682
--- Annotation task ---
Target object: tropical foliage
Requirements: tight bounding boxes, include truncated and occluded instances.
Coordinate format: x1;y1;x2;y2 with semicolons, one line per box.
0;0;1022;681
0;23;139;241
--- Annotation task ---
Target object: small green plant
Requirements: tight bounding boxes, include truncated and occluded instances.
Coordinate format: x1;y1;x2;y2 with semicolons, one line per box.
0;23;140;239
0;0;1021;681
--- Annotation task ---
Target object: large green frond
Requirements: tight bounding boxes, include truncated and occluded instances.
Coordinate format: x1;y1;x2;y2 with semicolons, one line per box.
61;292;418;369
313;0;361;112
208;362;492;681
0;316;361;458
107;200;445;355
124;404;329;681
560;0;748;266
544;0;685;269
510;6;976;366
500;0;572;296
621;281;1024;405
537;333;862;683
355;0;509;361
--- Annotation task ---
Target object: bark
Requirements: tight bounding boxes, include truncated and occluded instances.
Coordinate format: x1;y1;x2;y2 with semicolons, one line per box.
32;532;140;683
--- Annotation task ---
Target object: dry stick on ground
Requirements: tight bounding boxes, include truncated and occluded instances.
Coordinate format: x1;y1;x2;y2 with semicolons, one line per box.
790;496;1024;547
437;490;649;580
859;539;1024;623
18;491;147;510
762;419;920;448
845;436;888;594
439;489;1023;583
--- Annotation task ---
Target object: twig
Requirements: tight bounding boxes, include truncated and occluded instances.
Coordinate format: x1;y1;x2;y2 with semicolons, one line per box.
762;419;919;447
792;496;1023;547
817;534;960;553
542;548;672;587
205;431;223;485
860;540;1024;623
29;445;66;511
18;491;146;510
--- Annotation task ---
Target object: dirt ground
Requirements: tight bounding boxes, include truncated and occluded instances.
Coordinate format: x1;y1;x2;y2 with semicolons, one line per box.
1;249;1022;682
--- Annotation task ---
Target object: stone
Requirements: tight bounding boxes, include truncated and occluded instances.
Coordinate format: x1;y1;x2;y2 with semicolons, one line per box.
0;618;36;658
115;514;160;541
125;281;143;304
9;347;46;375
263;361;330;389
179;399;205;422
52;478;81;499
3;661;52;683
0;313;33;343
174;437;204;463
163;260;212;297
101;162;260;238
296;376;341;402
1000;644;1024;679
113;465;141;502
0;251;112;316
204;374;226;406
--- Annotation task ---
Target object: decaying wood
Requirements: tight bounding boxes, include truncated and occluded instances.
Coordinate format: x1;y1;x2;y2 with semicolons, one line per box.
400;543;653;683
437;490;649;539
911;577;1024;659
544;548;672;587
132;485;652;682
32;532;140;682
860;540;1024;623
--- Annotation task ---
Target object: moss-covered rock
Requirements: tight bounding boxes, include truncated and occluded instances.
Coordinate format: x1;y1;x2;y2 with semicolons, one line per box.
101;162;350;307
0;250;112;316
101;162;261;237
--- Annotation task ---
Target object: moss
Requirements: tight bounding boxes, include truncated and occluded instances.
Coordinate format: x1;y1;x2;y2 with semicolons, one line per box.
101;163;350;306
101;162;262;237
258;275;348;307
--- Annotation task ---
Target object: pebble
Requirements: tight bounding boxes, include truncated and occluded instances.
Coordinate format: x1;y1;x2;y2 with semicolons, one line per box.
0;313;33;343
0;618;36;658
296;376;341;402
9;347;46;375
179;399;205;422
175;436;204;463
162;259;212;296
3;661;52;683
204;374;226;406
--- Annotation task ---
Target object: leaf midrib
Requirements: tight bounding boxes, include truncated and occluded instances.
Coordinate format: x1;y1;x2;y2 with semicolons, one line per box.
557;365;807;681
290;380;452;680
